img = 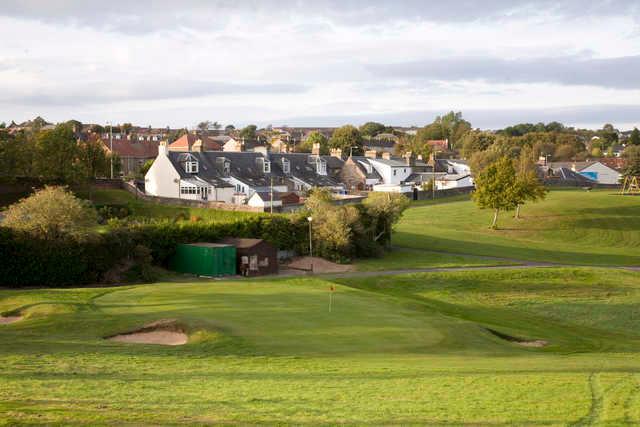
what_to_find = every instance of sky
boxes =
[1,0,639,130]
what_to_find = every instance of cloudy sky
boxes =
[1,0,639,129]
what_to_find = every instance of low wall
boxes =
[122,181,264,212]
[412,186,474,200]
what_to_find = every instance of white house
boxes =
[435,174,474,190]
[247,192,283,209]
[548,161,621,185]
[368,156,413,186]
[144,142,235,203]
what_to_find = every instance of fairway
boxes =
[394,189,640,265]
[2,268,640,425]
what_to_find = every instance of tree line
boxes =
[0,121,117,185]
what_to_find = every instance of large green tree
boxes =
[623,146,640,177]
[472,156,520,229]
[33,123,81,183]
[329,125,363,155]
[239,124,257,140]
[460,131,496,158]
[513,146,547,219]
[629,127,640,146]
[3,186,97,240]
[299,131,329,154]
[359,122,386,138]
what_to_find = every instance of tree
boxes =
[623,146,640,177]
[329,125,363,155]
[33,123,81,183]
[362,192,410,247]
[512,146,547,219]
[472,156,519,229]
[553,144,576,161]
[197,121,211,132]
[212,121,222,131]
[3,186,97,240]
[90,124,105,134]
[591,147,602,157]
[359,122,386,138]
[140,159,154,176]
[239,124,257,140]
[121,123,133,135]
[225,124,236,133]
[395,134,431,160]
[629,127,640,146]
[300,131,329,154]
[460,131,496,158]
[77,135,109,181]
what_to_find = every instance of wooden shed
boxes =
[219,238,279,276]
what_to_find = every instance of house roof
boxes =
[540,165,597,184]
[350,157,383,180]
[169,134,222,151]
[269,153,343,187]
[103,138,159,158]
[369,157,409,167]
[166,152,233,187]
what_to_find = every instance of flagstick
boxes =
[329,292,332,313]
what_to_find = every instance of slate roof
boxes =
[166,152,233,187]
[269,153,343,187]
[369,157,409,167]
[350,157,383,180]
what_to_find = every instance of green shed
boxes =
[169,243,237,277]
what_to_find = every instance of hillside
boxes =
[1,268,640,424]
[394,189,640,265]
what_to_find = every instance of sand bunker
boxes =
[0,316,22,325]
[286,256,354,273]
[486,328,548,348]
[107,319,188,346]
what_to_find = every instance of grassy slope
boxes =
[394,189,640,265]
[2,269,640,424]
[355,248,514,271]
[76,188,265,222]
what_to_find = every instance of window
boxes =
[393,169,397,176]
[223,161,230,175]
[185,161,198,173]
[282,158,290,174]
[404,168,407,173]
[263,160,271,173]
[316,159,327,175]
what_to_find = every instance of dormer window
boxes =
[316,158,327,175]
[282,158,290,174]
[185,160,198,173]
[263,160,271,173]
[223,161,231,175]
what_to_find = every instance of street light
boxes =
[307,216,313,273]
[107,121,113,179]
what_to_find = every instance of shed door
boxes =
[249,255,258,271]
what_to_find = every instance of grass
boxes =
[355,247,515,271]
[75,188,266,222]
[2,268,640,424]
[394,188,640,265]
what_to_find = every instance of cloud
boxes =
[1,0,638,33]
[0,80,308,106]
[369,55,640,89]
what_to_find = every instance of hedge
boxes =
[0,216,307,288]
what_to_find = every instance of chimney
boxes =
[158,140,169,156]
[365,150,378,159]
[330,148,342,158]
[312,142,320,155]
[382,152,392,160]
[192,139,203,152]
[403,151,414,166]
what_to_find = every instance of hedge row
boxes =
[0,216,306,288]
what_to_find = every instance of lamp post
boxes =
[107,121,113,179]
[307,216,313,273]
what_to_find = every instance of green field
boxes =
[2,268,640,425]
[394,189,640,266]
[2,188,640,424]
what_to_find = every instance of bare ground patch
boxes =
[0,316,22,325]
[285,256,354,274]
[106,319,188,346]
[485,327,548,348]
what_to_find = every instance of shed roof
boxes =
[219,237,273,249]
